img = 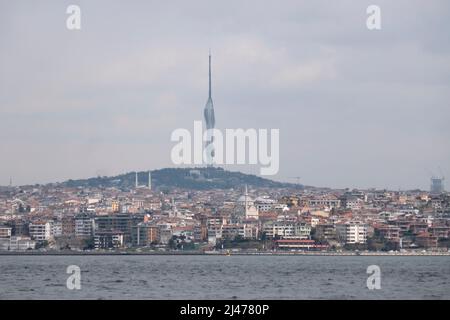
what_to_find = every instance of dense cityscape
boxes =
[1,170,448,255]
[2,0,450,308]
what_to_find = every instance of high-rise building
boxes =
[430,176,445,194]
[95,214,143,244]
[204,52,215,167]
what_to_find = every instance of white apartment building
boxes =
[10,236,36,250]
[263,222,311,239]
[208,224,222,239]
[0,236,36,251]
[29,222,52,241]
[206,217,226,239]
[336,221,367,244]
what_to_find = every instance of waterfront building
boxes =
[6,219,29,237]
[193,223,208,242]
[51,220,63,238]
[0,226,12,238]
[0,236,35,251]
[314,223,337,241]
[263,222,311,239]
[75,213,95,238]
[61,215,75,236]
[94,230,124,249]
[428,226,450,239]
[275,239,329,251]
[336,221,367,244]
[132,222,160,246]
[29,221,52,241]
[374,225,400,242]
[415,232,438,248]
[95,214,143,244]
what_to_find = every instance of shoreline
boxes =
[1,251,449,256]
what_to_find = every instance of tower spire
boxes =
[204,51,215,167]
[208,51,212,99]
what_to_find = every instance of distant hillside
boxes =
[62,167,301,190]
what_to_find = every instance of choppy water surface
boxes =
[0,255,449,299]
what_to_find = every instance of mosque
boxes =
[236,185,259,219]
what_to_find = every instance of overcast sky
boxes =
[1,0,449,190]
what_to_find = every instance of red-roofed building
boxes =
[415,232,438,248]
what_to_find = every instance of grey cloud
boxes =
[0,0,449,189]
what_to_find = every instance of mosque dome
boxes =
[237,195,254,205]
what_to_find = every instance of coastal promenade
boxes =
[1,250,449,256]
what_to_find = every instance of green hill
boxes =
[62,167,301,190]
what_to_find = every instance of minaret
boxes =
[204,51,215,167]
[244,184,248,216]
[172,197,177,217]
[148,171,152,190]
[135,172,138,188]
